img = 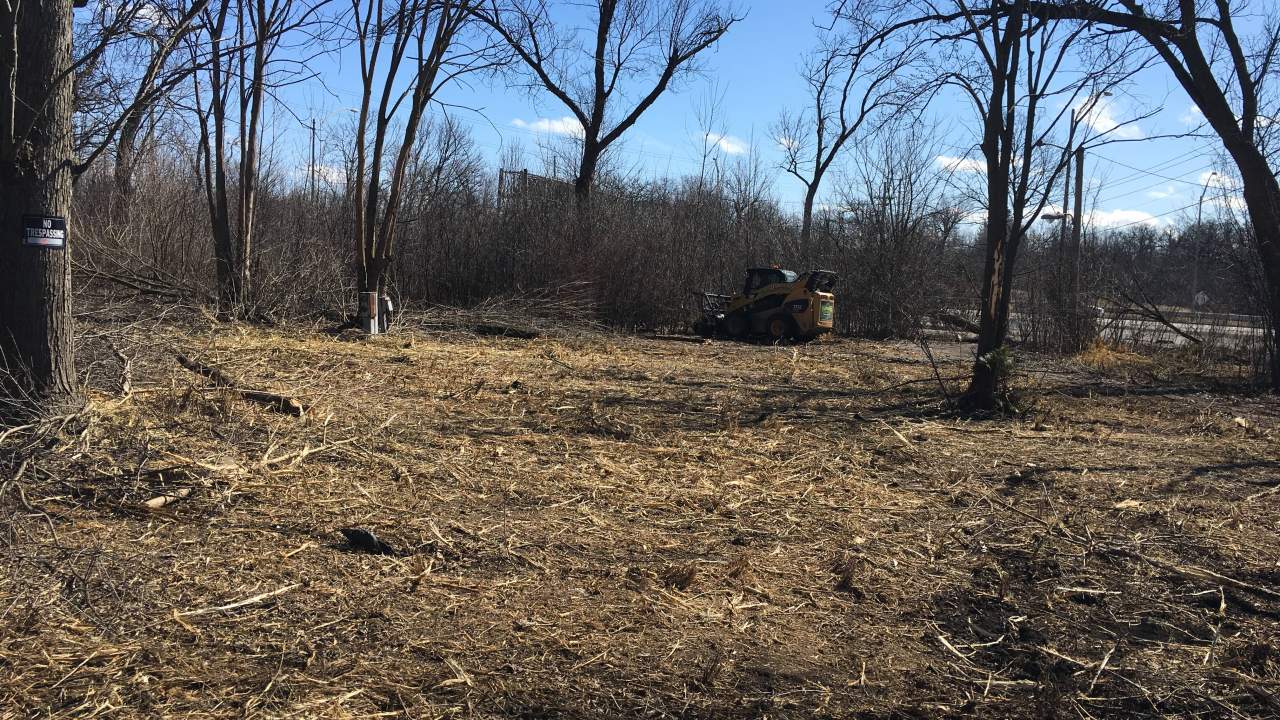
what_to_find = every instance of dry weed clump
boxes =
[1,319,1278,718]
[1074,339,1155,372]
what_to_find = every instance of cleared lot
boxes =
[2,320,1278,718]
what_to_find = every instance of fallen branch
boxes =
[647,334,711,344]
[109,342,133,397]
[175,353,305,417]
[1113,278,1202,345]
[142,487,193,510]
[930,310,980,334]
[1244,483,1280,503]
[175,583,299,618]
[471,323,540,339]
[258,437,359,471]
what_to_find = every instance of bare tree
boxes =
[690,81,727,192]
[841,0,1143,408]
[471,0,740,204]
[1018,0,1280,389]
[724,142,777,260]
[74,0,211,221]
[192,0,325,317]
[349,0,494,331]
[832,120,962,337]
[774,15,929,247]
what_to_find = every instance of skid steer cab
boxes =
[697,267,837,342]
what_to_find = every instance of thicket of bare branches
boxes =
[39,0,1273,405]
[69,105,1268,378]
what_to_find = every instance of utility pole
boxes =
[1058,124,1073,314]
[304,108,355,206]
[308,118,317,204]
[1191,171,1218,312]
[1070,142,1084,340]
[1066,92,1109,348]
[0,0,82,417]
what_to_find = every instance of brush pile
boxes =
[407,283,605,339]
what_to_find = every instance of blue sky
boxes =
[286,1,1242,230]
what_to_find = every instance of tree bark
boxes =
[800,181,820,247]
[199,0,239,317]
[237,0,269,310]
[574,140,599,206]
[1228,147,1280,387]
[1067,143,1086,349]
[111,112,143,224]
[0,0,82,416]
[967,208,1012,408]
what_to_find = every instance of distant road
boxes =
[1090,314,1263,348]
[936,310,1266,349]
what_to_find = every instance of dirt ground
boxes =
[2,313,1279,719]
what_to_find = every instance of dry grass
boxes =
[2,314,1278,718]
[1074,339,1156,373]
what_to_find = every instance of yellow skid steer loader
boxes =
[697,267,836,341]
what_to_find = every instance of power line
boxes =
[1090,146,1211,186]
[1090,154,1218,188]
[1108,190,1238,229]
[1096,161,1218,205]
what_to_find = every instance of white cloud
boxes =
[135,3,170,27]
[1180,104,1204,127]
[1087,208,1166,228]
[936,154,986,174]
[293,163,344,187]
[705,132,747,155]
[777,135,799,151]
[1146,185,1179,200]
[307,163,344,184]
[1209,194,1247,212]
[511,116,584,138]
[1075,96,1143,140]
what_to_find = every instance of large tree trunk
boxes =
[963,6,1021,411]
[0,0,81,417]
[575,139,599,205]
[800,181,819,247]
[237,0,269,313]
[212,218,238,312]
[967,216,1011,409]
[1230,147,1280,388]
[200,0,240,319]
[112,112,143,225]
